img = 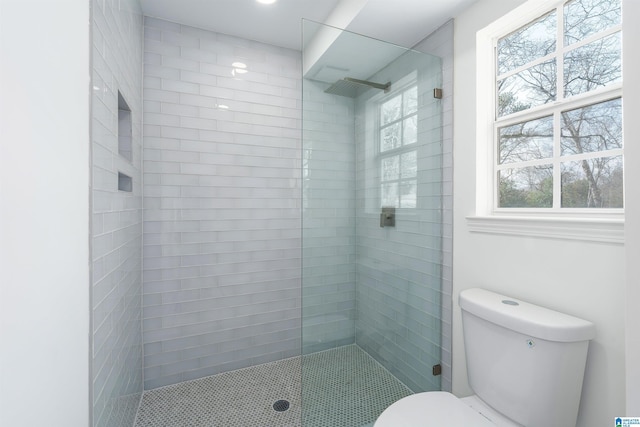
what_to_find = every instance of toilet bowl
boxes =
[375,392,499,426]
[374,288,595,427]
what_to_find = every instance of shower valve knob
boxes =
[380,207,396,228]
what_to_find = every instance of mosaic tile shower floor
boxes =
[134,345,412,427]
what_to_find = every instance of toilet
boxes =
[375,288,596,427]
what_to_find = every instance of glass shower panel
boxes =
[302,20,443,427]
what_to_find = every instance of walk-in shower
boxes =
[91,4,446,423]
[301,20,444,426]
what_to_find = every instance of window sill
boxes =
[466,215,624,244]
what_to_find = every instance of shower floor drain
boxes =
[273,400,290,412]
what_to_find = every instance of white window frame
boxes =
[469,0,625,243]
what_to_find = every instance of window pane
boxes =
[381,122,401,152]
[498,115,553,164]
[564,0,621,46]
[381,95,401,125]
[381,155,399,181]
[561,98,622,156]
[403,115,417,145]
[497,10,556,75]
[499,165,553,208]
[382,182,398,208]
[401,151,417,179]
[399,180,417,208]
[564,32,621,98]
[497,60,556,117]
[561,155,623,207]
[403,86,418,115]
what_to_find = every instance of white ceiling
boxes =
[139,0,476,51]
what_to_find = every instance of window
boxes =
[379,85,418,208]
[472,0,624,242]
[496,0,622,210]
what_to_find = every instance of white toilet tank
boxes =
[459,288,596,427]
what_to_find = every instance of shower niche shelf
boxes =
[118,91,132,162]
[118,172,132,192]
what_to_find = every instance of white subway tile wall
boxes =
[301,80,357,354]
[142,17,302,389]
[91,0,144,426]
[354,48,444,392]
[413,20,454,393]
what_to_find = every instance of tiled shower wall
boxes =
[90,0,144,426]
[301,81,356,354]
[354,50,443,393]
[413,20,454,393]
[300,24,453,388]
[142,17,302,389]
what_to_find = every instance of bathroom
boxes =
[0,0,638,426]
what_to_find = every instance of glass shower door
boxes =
[301,20,443,427]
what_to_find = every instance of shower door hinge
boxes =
[432,364,442,376]
[433,88,443,99]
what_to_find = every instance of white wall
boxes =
[452,1,627,426]
[624,0,640,415]
[0,1,90,426]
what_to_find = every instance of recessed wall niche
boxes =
[118,172,132,192]
[118,91,132,162]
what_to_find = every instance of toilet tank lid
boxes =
[459,288,596,342]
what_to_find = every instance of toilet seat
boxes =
[375,391,495,426]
